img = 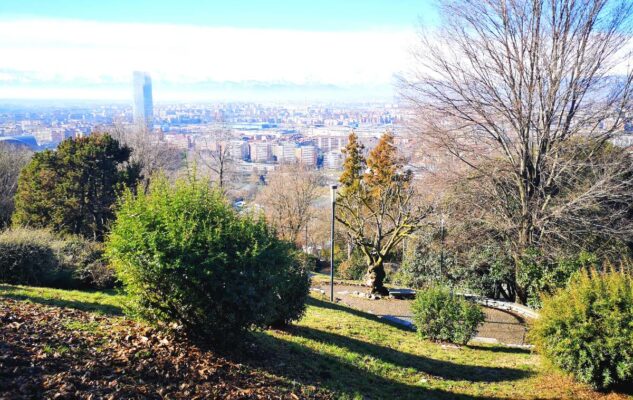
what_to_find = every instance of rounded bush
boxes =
[105,176,309,342]
[0,228,111,289]
[531,269,633,390]
[0,228,59,286]
[411,285,485,345]
[59,237,114,289]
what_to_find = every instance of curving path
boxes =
[311,283,532,347]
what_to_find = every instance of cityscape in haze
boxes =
[0,0,426,178]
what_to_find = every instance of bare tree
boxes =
[256,164,325,244]
[193,126,236,191]
[105,124,182,189]
[0,143,32,228]
[401,0,633,303]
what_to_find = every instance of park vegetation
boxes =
[411,285,485,345]
[0,143,32,228]
[12,134,139,241]
[256,164,324,246]
[531,269,633,390]
[401,0,633,304]
[105,175,309,342]
[1,0,633,395]
[0,228,113,289]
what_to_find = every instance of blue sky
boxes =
[0,0,437,30]
[0,1,438,102]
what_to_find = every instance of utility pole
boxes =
[439,215,445,282]
[330,184,337,302]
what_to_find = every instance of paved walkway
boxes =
[311,283,531,347]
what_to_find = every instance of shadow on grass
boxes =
[466,344,532,355]
[245,331,509,400]
[307,296,415,331]
[286,325,532,384]
[0,286,123,316]
[228,298,534,399]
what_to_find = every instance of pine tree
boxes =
[13,134,139,241]
[339,131,365,190]
[365,131,409,191]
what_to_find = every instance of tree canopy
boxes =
[13,134,139,241]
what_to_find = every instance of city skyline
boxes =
[0,1,437,102]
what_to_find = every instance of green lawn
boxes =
[1,284,627,399]
[0,284,125,315]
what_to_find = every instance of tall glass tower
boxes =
[132,71,153,130]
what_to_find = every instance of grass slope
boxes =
[1,284,630,399]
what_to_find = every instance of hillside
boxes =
[1,284,630,399]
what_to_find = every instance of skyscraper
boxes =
[132,71,153,129]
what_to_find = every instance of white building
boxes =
[250,142,272,162]
[132,71,154,130]
[296,145,317,167]
[323,151,343,170]
[228,140,250,160]
[316,136,348,152]
[273,142,298,163]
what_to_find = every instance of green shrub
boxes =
[394,248,453,289]
[0,228,112,289]
[531,269,633,390]
[461,245,514,299]
[0,228,60,286]
[106,176,309,342]
[267,252,311,327]
[297,252,319,272]
[12,134,139,241]
[59,237,114,289]
[337,251,366,280]
[411,285,485,345]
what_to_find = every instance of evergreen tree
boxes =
[365,131,408,190]
[339,131,365,189]
[13,134,139,241]
[337,132,428,295]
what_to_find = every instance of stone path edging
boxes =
[311,286,540,320]
[460,294,540,320]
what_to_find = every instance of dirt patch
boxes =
[312,283,530,346]
[0,298,325,400]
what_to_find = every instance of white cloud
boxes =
[0,18,416,97]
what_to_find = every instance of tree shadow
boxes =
[0,289,123,316]
[608,381,633,396]
[243,330,511,400]
[285,325,532,384]
[466,344,532,355]
[306,296,414,331]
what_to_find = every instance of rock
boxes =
[351,291,381,300]
[388,288,416,299]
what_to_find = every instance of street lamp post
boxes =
[330,184,337,302]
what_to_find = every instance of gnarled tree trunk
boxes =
[365,260,389,296]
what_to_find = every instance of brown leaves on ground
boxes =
[0,298,325,400]
[534,369,632,400]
